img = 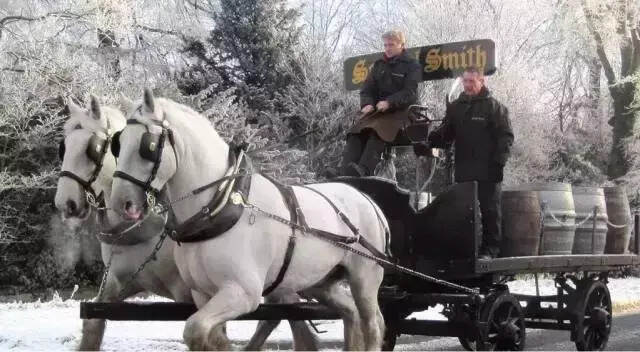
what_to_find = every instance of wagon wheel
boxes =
[452,293,525,351]
[447,304,475,351]
[476,292,526,351]
[571,280,612,351]
[458,336,475,351]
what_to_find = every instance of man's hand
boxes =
[376,100,390,112]
[361,105,374,114]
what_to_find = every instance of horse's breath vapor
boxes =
[47,213,101,271]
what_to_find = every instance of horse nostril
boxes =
[125,200,133,212]
[66,200,77,214]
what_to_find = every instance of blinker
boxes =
[111,131,122,157]
[58,140,66,161]
[58,134,108,165]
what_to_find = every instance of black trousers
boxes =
[478,181,502,255]
[341,131,385,176]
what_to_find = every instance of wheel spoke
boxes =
[586,327,596,347]
[574,282,611,351]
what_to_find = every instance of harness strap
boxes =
[113,170,162,195]
[263,236,296,295]
[301,186,359,235]
[302,186,388,260]
[59,170,97,197]
[145,130,167,191]
[261,174,298,296]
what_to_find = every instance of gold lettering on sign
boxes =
[442,52,459,70]
[425,48,441,73]
[352,59,369,84]
[424,45,488,73]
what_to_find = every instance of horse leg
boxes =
[184,285,260,351]
[289,320,319,351]
[244,317,280,350]
[77,274,142,350]
[303,279,364,351]
[244,293,319,351]
[347,263,385,351]
[282,293,319,351]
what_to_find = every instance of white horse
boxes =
[109,89,388,350]
[54,96,318,351]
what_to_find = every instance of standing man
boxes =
[426,67,514,259]
[340,29,422,176]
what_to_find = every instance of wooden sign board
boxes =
[343,39,496,91]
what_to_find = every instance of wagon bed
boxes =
[477,253,640,274]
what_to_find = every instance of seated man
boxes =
[340,29,422,177]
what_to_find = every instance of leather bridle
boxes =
[112,117,178,203]
[59,124,112,199]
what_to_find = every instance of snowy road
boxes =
[2,277,640,351]
[389,312,640,351]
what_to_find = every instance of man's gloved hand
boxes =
[376,100,390,112]
[361,105,375,114]
[412,141,431,156]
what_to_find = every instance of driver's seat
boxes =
[374,105,435,180]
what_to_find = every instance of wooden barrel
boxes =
[506,183,576,255]
[603,186,632,254]
[571,187,608,254]
[500,191,541,257]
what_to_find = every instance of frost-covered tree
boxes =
[581,0,640,180]
[180,0,302,114]
[0,0,209,289]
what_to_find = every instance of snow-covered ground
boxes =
[2,277,640,351]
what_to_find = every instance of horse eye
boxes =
[74,124,82,130]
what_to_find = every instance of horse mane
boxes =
[151,97,225,144]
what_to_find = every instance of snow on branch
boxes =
[582,0,617,86]
[0,10,93,40]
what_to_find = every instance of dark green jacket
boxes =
[360,50,421,111]
[428,87,513,182]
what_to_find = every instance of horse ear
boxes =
[143,88,155,113]
[117,93,135,115]
[67,98,83,116]
[89,95,102,120]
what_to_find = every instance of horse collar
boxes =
[166,149,253,243]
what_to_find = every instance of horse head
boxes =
[110,88,230,224]
[55,95,125,227]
